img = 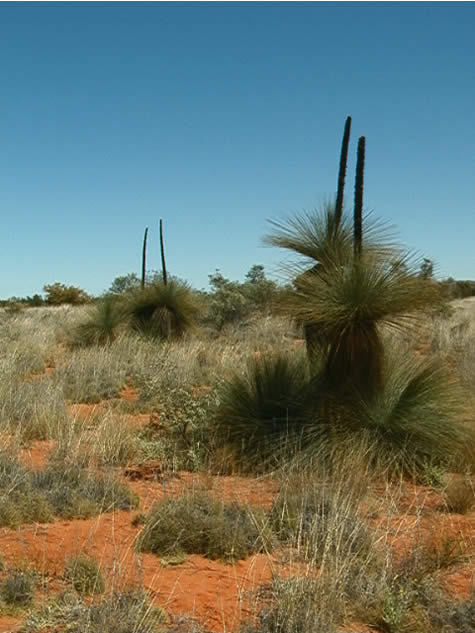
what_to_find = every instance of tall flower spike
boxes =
[354,136,365,257]
[335,116,352,232]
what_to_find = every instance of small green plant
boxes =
[64,555,105,595]
[0,570,35,606]
[137,491,270,562]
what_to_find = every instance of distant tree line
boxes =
[1,264,473,311]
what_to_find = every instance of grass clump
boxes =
[55,346,127,403]
[69,297,125,347]
[21,590,165,633]
[137,490,270,562]
[64,555,105,595]
[127,280,200,340]
[269,475,372,564]
[0,451,137,528]
[33,461,139,519]
[0,570,35,606]
[214,352,311,471]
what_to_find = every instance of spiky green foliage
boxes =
[127,280,200,340]
[214,352,312,470]
[70,297,125,347]
[301,344,471,477]
[287,250,439,396]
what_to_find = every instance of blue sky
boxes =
[1,2,474,298]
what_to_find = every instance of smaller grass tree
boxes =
[127,279,200,340]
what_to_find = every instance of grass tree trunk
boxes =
[160,219,168,286]
[335,116,352,232]
[353,136,365,258]
[141,227,148,290]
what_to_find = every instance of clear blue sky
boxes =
[1,2,474,298]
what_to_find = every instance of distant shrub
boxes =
[43,282,91,305]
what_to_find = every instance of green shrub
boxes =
[137,491,270,562]
[0,570,35,606]
[43,282,91,306]
[136,386,217,471]
[64,555,105,595]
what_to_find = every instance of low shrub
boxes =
[0,570,35,606]
[137,491,270,562]
[21,590,165,633]
[64,555,105,595]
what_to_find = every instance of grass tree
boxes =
[215,117,471,476]
[127,279,200,340]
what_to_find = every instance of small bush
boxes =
[64,555,105,595]
[137,491,270,562]
[136,387,217,471]
[0,570,35,606]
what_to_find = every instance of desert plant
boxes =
[21,590,165,633]
[214,352,312,470]
[0,570,35,606]
[137,490,270,562]
[127,280,200,340]
[64,555,105,595]
[69,296,125,346]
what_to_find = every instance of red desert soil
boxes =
[0,473,280,633]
